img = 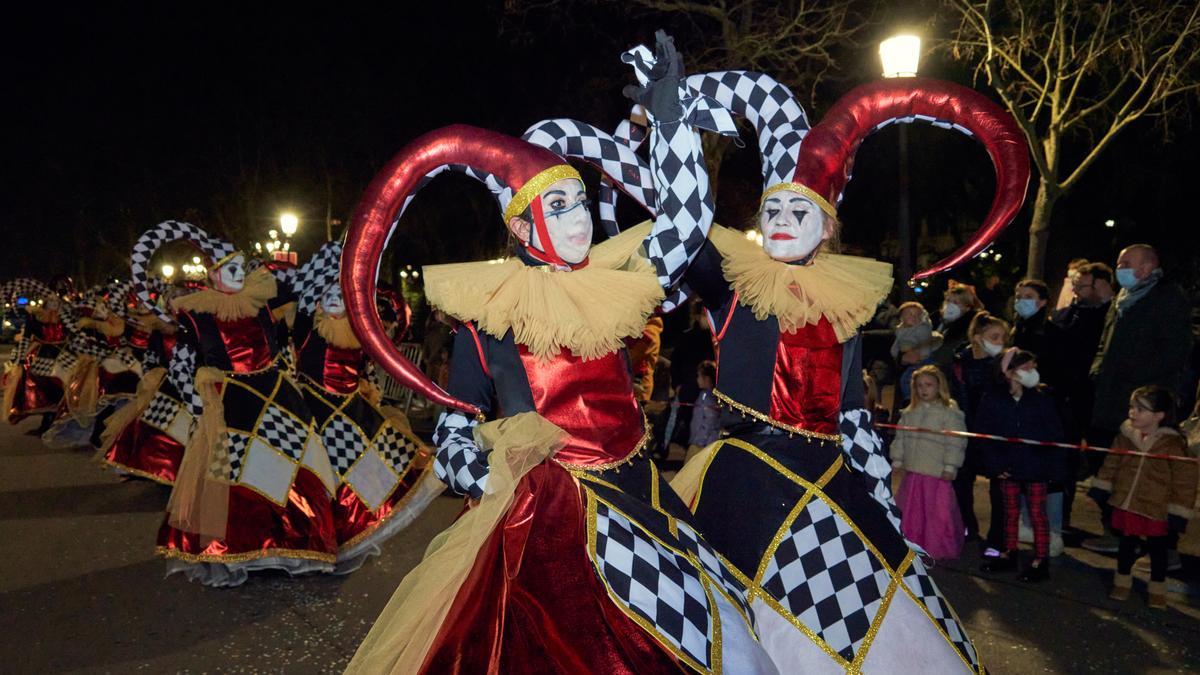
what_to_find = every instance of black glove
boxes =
[1086,486,1110,506]
[622,30,684,122]
[1169,514,1189,534]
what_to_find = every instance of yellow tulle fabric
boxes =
[98,367,167,454]
[64,356,100,418]
[708,225,894,343]
[77,314,126,338]
[422,222,664,361]
[315,309,362,349]
[166,366,230,541]
[668,442,718,506]
[345,412,569,674]
[2,363,22,420]
[170,267,276,320]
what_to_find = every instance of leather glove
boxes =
[622,30,684,123]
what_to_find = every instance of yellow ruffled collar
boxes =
[708,224,893,342]
[314,308,361,349]
[423,222,664,361]
[171,267,276,320]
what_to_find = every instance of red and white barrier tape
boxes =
[877,423,1199,463]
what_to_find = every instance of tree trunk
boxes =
[1025,181,1058,281]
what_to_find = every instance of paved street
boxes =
[2,410,1199,673]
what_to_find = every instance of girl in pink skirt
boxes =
[892,365,969,560]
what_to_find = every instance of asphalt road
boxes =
[1,411,1199,673]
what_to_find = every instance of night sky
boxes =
[7,2,1198,294]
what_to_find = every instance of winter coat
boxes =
[1090,279,1192,432]
[930,310,980,380]
[1012,307,1064,387]
[975,385,1066,482]
[891,401,968,479]
[951,345,998,425]
[1094,422,1198,522]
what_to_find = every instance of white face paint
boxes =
[530,178,592,265]
[320,285,345,317]
[210,254,246,294]
[758,190,828,262]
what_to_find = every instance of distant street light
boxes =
[161,263,175,280]
[280,212,299,237]
[880,33,921,297]
[191,256,201,265]
[1104,219,1115,228]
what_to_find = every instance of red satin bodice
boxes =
[518,347,646,467]
[129,328,151,351]
[215,316,274,372]
[39,321,66,344]
[322,345,362,395]
[769,318,843,434]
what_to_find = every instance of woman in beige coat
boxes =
[893,365,969,560]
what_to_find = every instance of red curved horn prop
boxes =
[344,125,568,416]
[793,77,1031,282]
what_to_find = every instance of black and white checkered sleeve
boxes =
[432,411,489,500]
[839,408,905,539]
[167,342,203,418]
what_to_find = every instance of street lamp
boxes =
[280,212,299,237]
[880,33,922,296]
[161,263,175,280]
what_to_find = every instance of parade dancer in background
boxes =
[650,68,1030,672]
[128,220,340,587]
[290,244,441,574]
[3,278,75,432]
[341,33,778,674]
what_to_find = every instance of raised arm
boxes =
[432,324,495,500]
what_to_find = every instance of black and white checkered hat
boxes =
[130,220,236,323]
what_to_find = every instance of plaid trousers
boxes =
[999,479,1049,558]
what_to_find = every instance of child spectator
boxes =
[978,349,1065,582]
[1092,386,1197,609]
[686,361,720,460]
[891,302,943,402]
[952,312,1010,545]
[892,366,968,560]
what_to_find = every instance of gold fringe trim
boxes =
[315,309,361,349]
[155,545,336,565]
[712,388,842,441]
[170,267,276,320]
[708,224,893,342]
[423,222,664,361]
[553,418,652,472]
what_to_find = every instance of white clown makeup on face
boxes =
[508,178,593,266]
[210,254,247,294]
[758,190,830,262]
[320,285,345,317]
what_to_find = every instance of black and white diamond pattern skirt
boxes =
[300,380,439,574]
[686,432,982,673]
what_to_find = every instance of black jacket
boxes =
[975,385,1066,482]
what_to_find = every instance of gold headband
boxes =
[211,250,242,270]
[759,182,837,220]
[502,165,585,223]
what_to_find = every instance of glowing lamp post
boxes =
[275,212,300,264]
[880,34,921,296]
[160,263,175,281]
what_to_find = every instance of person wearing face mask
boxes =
[1085,244,1192,553]
[1011,279,1062,371]
[951,312,1010,545]
[121,220,342,587]
[342,34,780,674]
[976,349,1066,581]
[644,69,1027,671]
[291,257,441,575]
[930,282,985,380]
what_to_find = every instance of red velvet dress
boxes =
[293,311,438,573]
[419,326,772,674]
[6,314,67,423]
[155,306,338,585]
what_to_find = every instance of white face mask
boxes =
[320,285,345,317]
[982,340,1004,357]
[532,178,592,265]
[759,190,828,262]
[941,302,964,322]
[212,254,247,293]
[1015,368,1040,388]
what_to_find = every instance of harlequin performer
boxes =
[646,69,1030,672]
[341,35,781,674]
[42,283,144,449]
[127,220,341,586]
[97,278,195,485]
[289,244,441,574]
[3,278,75,430]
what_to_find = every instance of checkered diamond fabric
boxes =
[167,344,203,418]
[675,520,754,622]
[209,430,251,481]
[903,556,979,668]
[131,220,235,323]
[258,404,309,461]
[27,353,58,377]
[593,499,714,670]
[522,119,657,215]
[839,408,905,539]
[596,105,649,237]
[376,424,420,476]
[322,413,366,476]
[1,278,54,306]
[142,392,178,430]
[292,240,343,313]
[432,411,489,501]
[761,498,894,662]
